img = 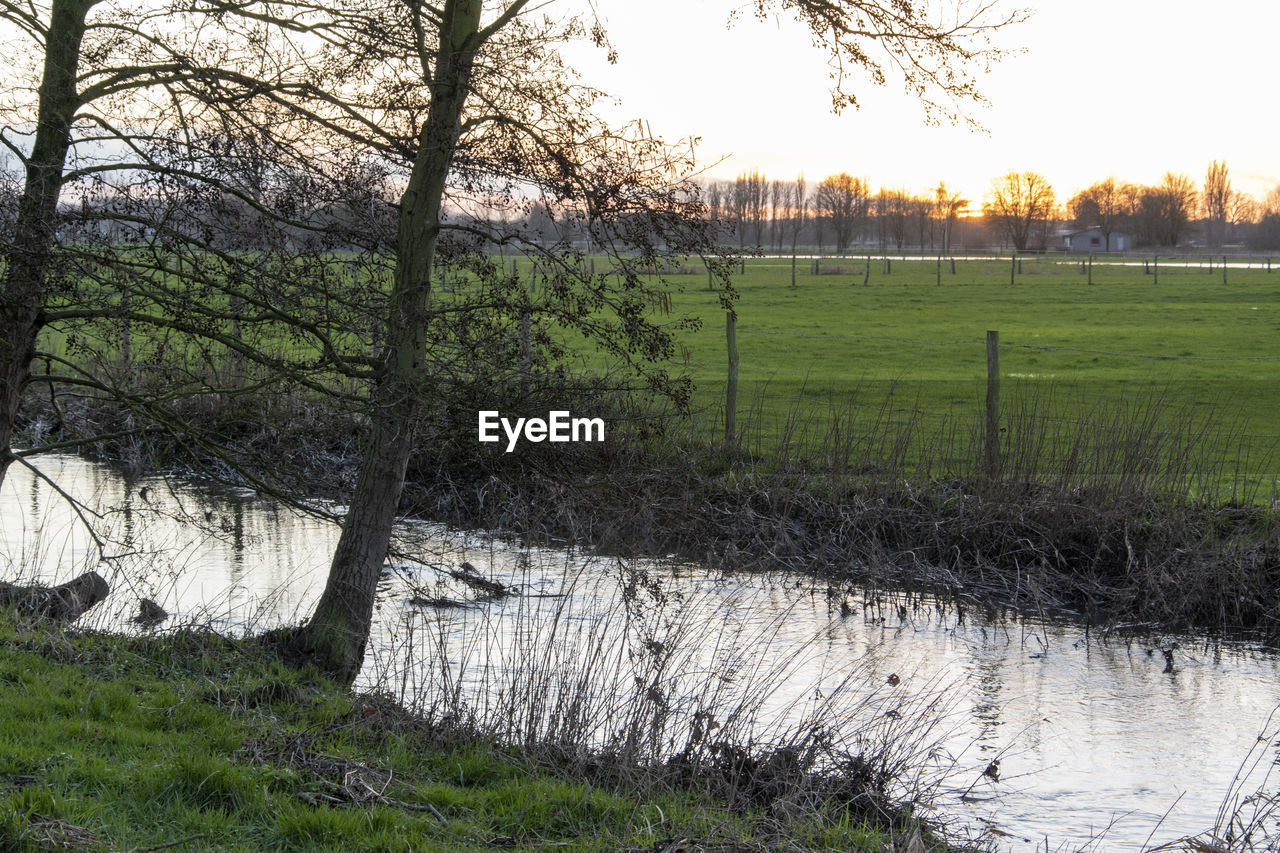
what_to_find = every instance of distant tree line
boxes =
[37,157,1278,259]
[698,172,971,255]
[695,161,1280,254]
[1066,163,1280,252]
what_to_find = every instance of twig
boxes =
[125,833,207,853]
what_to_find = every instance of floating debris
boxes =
[447,565,513,600]
[408,596,470,610]
[132,598,168,627]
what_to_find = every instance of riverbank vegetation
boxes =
[0,612,950,852]
[414,392,1280,637]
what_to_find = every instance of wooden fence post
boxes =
[1088,254,1093,285]
[519,306,531,396]
[1009,253,1015,285]
[1154,255,1159,285]
[725,311,739,449]
[985,330,1000,478]
[936,256,941,285]
[1223,255,1227,285]
[228,295,245,390]
[791,254,797,288]
[864,256,870,286]
[120,285,132,370]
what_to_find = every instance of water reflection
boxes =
[2,454,1279,850]
[0,455,331,627]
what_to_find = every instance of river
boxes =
[3,454,1278,850]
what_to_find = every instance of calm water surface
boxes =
[3,455,1278,850]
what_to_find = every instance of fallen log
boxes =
[0,571,109,621]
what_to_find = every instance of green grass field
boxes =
[641,254,1280,496]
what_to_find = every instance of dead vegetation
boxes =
[406,389,1280,639]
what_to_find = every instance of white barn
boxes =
[1063,228,1132,253]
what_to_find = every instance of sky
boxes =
[568,0,1280,206]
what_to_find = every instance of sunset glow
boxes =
[575,0,1280,202]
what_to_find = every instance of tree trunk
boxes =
[0,571,109,621]
[0,0,90,490]
[290,0,484,685]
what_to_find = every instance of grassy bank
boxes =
[0,615,942,852]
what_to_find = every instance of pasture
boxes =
[645,253,1280,498]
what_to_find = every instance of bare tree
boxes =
[984,170,1055,251]
[1265,185,1280,218]
[788,174,808,253]
[748,0,1028,124]
[910,193,934,250]
[1250,184,1280,250]
[0,0,312,490]
[703,179,727,240]
[741,168,769,248]
[1198,162,1259,248]
[874,186,910,251]
[728,174,750,248]
[293,0,1026,681]
[934,182,968,253]
[769,178,786,251]
[1230,191,1258,236]
[1137,172,1198,248]
[1203,160,1231,250]
[815,173,870,253]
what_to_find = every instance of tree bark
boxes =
[290,0,484,685]
[0,571,109,621]
[0,0,91,489]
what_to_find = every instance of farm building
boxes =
[1062,228,1132,253]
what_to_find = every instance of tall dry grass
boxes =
[363,548,967,829]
